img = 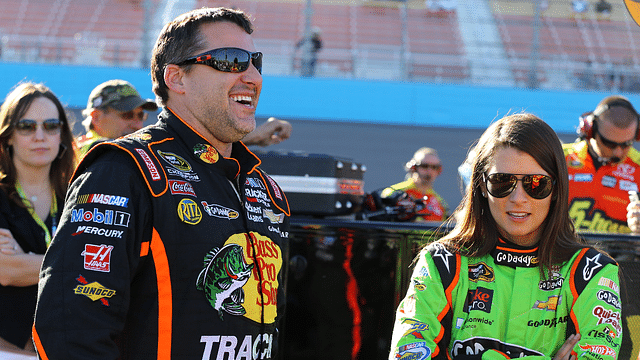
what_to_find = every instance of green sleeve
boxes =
[389,249,452,359]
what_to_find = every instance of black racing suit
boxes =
[33,109,290,359]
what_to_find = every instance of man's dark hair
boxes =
[151,7,254,105]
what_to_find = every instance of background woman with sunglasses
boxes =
[389,114,622,359]
[0,82,75,355]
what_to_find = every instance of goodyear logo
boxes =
[158,150,192,172]
[533,295,561,311]
[74,275,115,306]
[178,198,202,225]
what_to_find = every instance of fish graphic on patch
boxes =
[196,243,254,320]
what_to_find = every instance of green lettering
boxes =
[569,201,591,230]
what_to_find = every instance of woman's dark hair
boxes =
[0,82,76,206]
[440,113,585,275]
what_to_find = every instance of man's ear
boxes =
[164,64,186,94]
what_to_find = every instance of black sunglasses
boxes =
[177,47,263,74]
[484,173,554,199]
[596,127,634,150]
[15,119,62,135]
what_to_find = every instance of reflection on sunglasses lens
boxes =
[16,119,62,134]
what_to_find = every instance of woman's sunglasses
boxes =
[484,173,554,199]
[177,47,263,74]
[15,118,62,135]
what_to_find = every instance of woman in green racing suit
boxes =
[390,113,622,360]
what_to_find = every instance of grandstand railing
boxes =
[2,0,640,93]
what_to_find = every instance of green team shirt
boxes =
[390,240,622,359]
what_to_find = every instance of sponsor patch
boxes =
[468,262,495,282]
[200,334,273,360]
[579,344,616,357]
[74,275,115,306]
[193,143,219,164]
[601,175,616,188]
[574,173,593,182]
[396,342,431,360]
[82,244,113,272]
[71,208,130,227]
[412,279,426,291]
[494,250,538,267]
[597,290,621,309]
[539,271,564,291]
[401,319,428,339]
[245,178,265,189]
[265,175,282,201]
[598,277,620,293]
[177,198,202,225]
[592,305,622,333]
[263,209,285,224]
[583,253,602,281]
[619,179,638,192]
[465,287,493,313]
[201,201,239,220]
[532,295,561,311]
[135,148,160,181]
[72,226,123,238]
[169,180,197,197]
[77,194,129,207]
[158,150,192,172]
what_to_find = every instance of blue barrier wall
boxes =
[2,62,639,134]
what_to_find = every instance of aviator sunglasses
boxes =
[177,47,263,74]
[484,173,555,199]
[15,118,62,135]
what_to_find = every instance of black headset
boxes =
[577,97,640,141]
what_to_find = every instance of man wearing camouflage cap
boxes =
[75,79,158,155]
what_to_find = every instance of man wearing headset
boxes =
[381,147,449,222]
[564,95,640,234]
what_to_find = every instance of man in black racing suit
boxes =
[33,7,290,359]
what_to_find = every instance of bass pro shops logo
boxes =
[196,232,282,324]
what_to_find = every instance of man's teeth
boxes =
[231,95,252,104]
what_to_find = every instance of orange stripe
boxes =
[140,241,150,257]
[150,228,172,359]
[495,245,538,254]
[32,324,50,360]
[433,253,461,358]
[493,350,511,359]
[256,172,291,216]
[569,248,589,335]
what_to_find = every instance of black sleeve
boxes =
[33,150,152,360]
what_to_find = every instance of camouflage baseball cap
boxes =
[86,79,158,112]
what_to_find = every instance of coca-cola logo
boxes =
[169,180,196,197]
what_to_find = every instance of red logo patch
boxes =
[169,180,197,197]
[82,244,114,273]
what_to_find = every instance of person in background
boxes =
[75,79,158,155]
[33,7,290,359]
[0,82,75,355]
[76,80,291,156]
[295,27,322,77]
[564,95,640,234]
[381,147,449,222]
[390,113,622,359]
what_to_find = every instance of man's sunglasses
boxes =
[15,119,62,135]
[177,47,263,74]
[484,173,554,199]
[596,127,634,150]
